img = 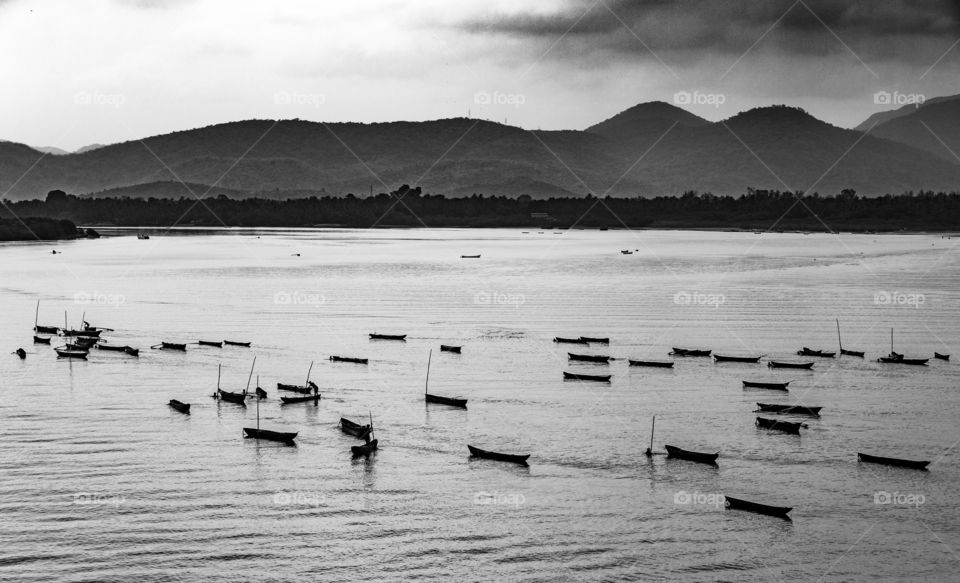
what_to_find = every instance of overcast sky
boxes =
[1,0,958,150]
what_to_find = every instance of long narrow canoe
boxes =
[199,340,223,347]
[724,496,792,518]
[55,348,88,359]
[756,403,822,416]
[63,329,101,338]
[160,342,187,351]
[217,390,247,405]
[628,359,674,368]
[440,345,462,353]
[934,352,950,361]
[840,348,865,357]
[97,343,128,352]
[72,336,99,347]
[767,361,814,369]
[742,380,790,390]
[858,452,930,470]
[280,394,321,404]
[797,347,835,358]
[568,353,611,363]
[124,347,140,357]
[877,355,929,365]
[330,355,369,364]
[243,428,297,443]
[34,325,59,334]
[554,337,588,344]
[340,417,372,438]
[425,393,468,408]
[756,416,803,434]
[665,445,719,465]
[714,354,762,363]
[168,400,191,414]
[33,335,51,344]
[224,340,251,347]
[351,439,378,456]
[468,445,529,465]
[460,254,481,259]
[369,333,406,341]
[579,336,609,344]
[277,382,316,394]
[563,371,611,382]
[670,348,711,357]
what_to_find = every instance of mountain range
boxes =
[2,97,960,201]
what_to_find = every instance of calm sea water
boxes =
[1,228,958,582]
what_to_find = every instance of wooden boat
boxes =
[664,444,719,464]
[160,342,187,351]
[468,445,529,465]
[554,336,588,345]
[329,355,368,364]
[670,348,711,357]
[33,335,51,344]
[199,340,223,347]
[797,347,835,358]
[124,347,140,357]
[579,337,610,344]
[440,345,462,353]
[568,353,610,363]
[168,399,190,414]
[742,380,790,390]
[563,371,611,382]
[217,389,247,405]
[277,383,316,394]
[878,354,929,365]
[724,495,792,518]
[934,352,950,361]
[223,340,251,347]
[351,439,378,456]
[836,320,864,357]
[423,350,467,408]
[756,416,803,434]
[460,254,481,259]
[280,393,321,404]
[369,333,406,341]
[756,403,822,416]
[339,417,372,438]
[72,336,99,348]
[628,359,674,368]
[97,343,128,352]
[858,452,930,470]
[63,328,101,338]
[620,250,633,255]
[714,354,762,363]
[768,361,814,369]
[254,386,267,399]
[243,428,297,443]
[64,342,91,352]
[34,325,59,334]
[55,347,87,359]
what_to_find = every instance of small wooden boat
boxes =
[714,354,762,363]
[423,350,467,408]
[460,254,481,259]
[97,343,128,352]
[568,353,610,363]
[199,340,223,347]
[339,417,372,438]
[329,355,369,364]
[369,333,406,341]
[440,345,462,353]
[756,416,804,434]
[628,359,674,368]
[724,495,792,518]
[168,400,190,414]
[934,352,950,361]
[468,445,529,465]
[858,452,929,470]
[243,427,297,443]
[160,342,187,351]
[554,336,588,345]
[877,353,928,365]
[351,439,378,456]
[15,348,26,359]
[277,383,316,394]
[223,340,251,347]
[768,361,814,369]
[756,403,822,416]
[742,380,790,390]
[563,371,611,382]
[797,347,835,358]
[63,328,101,338]
[124,347,140,357]
[620,250,633,255]
[64,342,91,352]
[254,386,267,399]
[579,337,610,344]
[72,336,99,348]
[840,349,865,357]
[217,389,247,405]
[34,325,59,334]
[55,347,87,359]
[665,444,719,465]
[280,393,321,404]
[33,335,51,344]
[670,348,711,357]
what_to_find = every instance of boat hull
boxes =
[934,352,950,361]
[767,361,814,369]
[277,383,314,394]
[55,349,87,359]
[671,348,711,357]
[351,439,378,456]
[468,445,529,465]
[243,428,297,443]
[714,355,762,363]
[340,418,372,438]
[665,445,719,464]
[369,334,406,341]
[628,360,674,368]
[33,335,51,344]
[563,372,611,382]
[568,353,610,363]
[724,496,792,518]
[280,394,321,404]
[579,337,609,344]
[742,381,790,391]
[439,345,462,353]
[330,356,368,364]
[797,348,835,358]
[425,393,467,408]
[756,417,802,434]
[168,400,190,414]
[217,390,247,405]
[858,453,929,470]
[756,403,822,416]
[554,337,588,345]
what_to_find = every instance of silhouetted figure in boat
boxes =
[15,348,26,359]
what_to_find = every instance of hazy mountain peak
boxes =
[586,101,709,139]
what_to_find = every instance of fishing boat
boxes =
[159,342,187,351]
[199,340,223,347]
[568,353,610,363]
[278,362,318,394]
[756,403,822,416]
[460,254,481,259]
[563,371,611,382]
[554,336,588,345]
[767,361,814,369]
[63,328,101,338]
[836,319,865,357]
[440,345,462,353]
[244,427,298,443]
[579,337,610,344]
[217,389,247,405]
[423,350,468,408]
[797,347,835,358]
[329,355,369,364]
[339,417,372,438]
[628,359,674,368]
[224,340,251,347]
[33,335,51,344]
[55,347,88,359]
[34,326,59,334]
[369,333,406,341]
[168,400,190,414]
[714,354,762,363]
[670,348,711,357]
[468,445,530,465]
[351,439,378,456]
[724,496,792,518]
[756,416,804,434]
[96,343,134,354]
[280,393,321,404]
[620,250,633,255]
[935,352,950,361]
[878,355,929,365]
[857,452,930,470]
[124,347,140,357]
[742,380,790,390]
[72,336,99,348]
[665,445,719,465]
[15,348,26,359]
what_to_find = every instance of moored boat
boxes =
[756,416,804,434]
[277,382,316,394]
[857,452,929,470]
[63,328,101,338]
[224,340,251,347]
[563,371,611,382]
[440,345,462,353]
[33,335,51,344]
[55,347,88,359]
[877,353,929,365]
[714,354,762,363]
[579,336,609,344]
[243,427,297,443]
[756,403,822,416]
[554,336,588,345]
[797,347,835,358]
[742,380,790,390]
[369,333,406,341]
[217,389,247,405]
[280,393,321,404]
[628,359,674,368]
[423,350,467,408]
[670,348,711,357]
[34,325,59,334]
[168,399,191,414]
[351,439,378,456]
[767,361,814,369]
[460,254,481,259]
[568,353,610,363]
[329,355,369,364]
[160,342,187,351]
[468,445,529,465]
[934,352,950,361]
[664,444,719,465]
[96,343,128,352]
[840,349,865,357]
[724,495,792,518]
[339,417,372,438]
[124,347,139,357]
[199,340,223,347]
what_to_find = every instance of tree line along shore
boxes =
[2,187,960,239]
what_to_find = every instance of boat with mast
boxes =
[424,350,467,407]
[244,362,298,444]
[836,319,864,357]
[877,329,928,365]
